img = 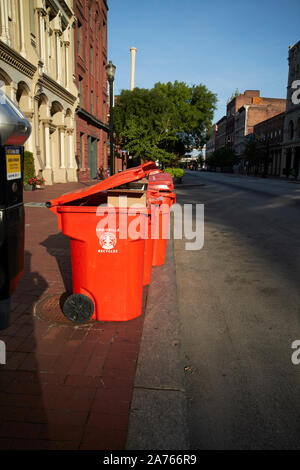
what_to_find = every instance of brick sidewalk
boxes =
[0,182,145,450]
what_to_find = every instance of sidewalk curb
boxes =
[126,238,190,450]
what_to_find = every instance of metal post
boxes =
[105,61,116,176]
[108,78,114,176]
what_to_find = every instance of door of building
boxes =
[87,136,98,179]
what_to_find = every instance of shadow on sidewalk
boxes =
[0,250,52,449]
[40,233,72,293]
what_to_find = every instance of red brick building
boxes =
[226,90,286,151]
[215,116,227,150]
[234,100,286,157]
[74,0,109,181]
[253,112,285,176]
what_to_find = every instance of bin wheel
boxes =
[63,294,94,323]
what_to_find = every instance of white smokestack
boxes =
[130,47,137,91]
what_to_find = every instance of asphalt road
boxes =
[174,170,300,450]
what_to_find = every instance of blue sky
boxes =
[107,0,300,123]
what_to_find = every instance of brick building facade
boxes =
[226,90,260,149]
[205,124,217,159]
[234,100,286,158]
[253,112,285,176]
[226,90,286,153]
[74,0,109,181]
[282,40,300,178]
[215,116,227,150]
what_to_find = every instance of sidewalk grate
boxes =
[34,293,97,327]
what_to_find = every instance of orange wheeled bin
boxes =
[47,162,157,323]
[147,172,176,266]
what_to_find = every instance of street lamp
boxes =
[105,60,116,176]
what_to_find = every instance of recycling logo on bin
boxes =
[98,231,118,253]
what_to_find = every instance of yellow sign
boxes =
[6,151,21,181]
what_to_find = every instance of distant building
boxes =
[282,40,300,178]
[226,90,260,149]
[234,99,286,158]
[226,90,286,154]
[206,124,217,159]
[253,112,285,176]
[74,0,109,181]
[215,116,226,150]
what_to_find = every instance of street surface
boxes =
[174,170,300,449]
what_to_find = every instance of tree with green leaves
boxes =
[113,81,217,166]
[206,147,237,171]
[242,138,269,175]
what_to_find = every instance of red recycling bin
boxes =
[148,174,176,266]
[148,171,174,190]
[47,162,157,323]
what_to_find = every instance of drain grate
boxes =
[34,293,96,327]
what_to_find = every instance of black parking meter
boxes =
[0,90,31,329]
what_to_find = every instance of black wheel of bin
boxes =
[63,294,94,323]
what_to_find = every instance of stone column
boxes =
[59,125,66,168]
[280,147,286,177]
[56,33,62,84]
[10,83,18,103]
[44,121,51,169]
[66,128,77,181]
[41,119,53,184]
[63,28,70,89]
[38,10,46,69]
[68,130,73,169]
[24,112,34,153]
[277,150,282,176]
[0,0,9,44]
[18,0,26,57]
[291,146,295,170]
[53,125,67,182]
[33,96,40,150]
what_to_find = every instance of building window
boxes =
[89,5,93,27]
[102,21,106,46]
[103,62,106,86]
[77,20,82,56]
[79,76,83,107]
[91,90,94,114]
[80,133,84,168]
[90,46,93,75]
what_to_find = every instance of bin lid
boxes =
[148,172,174,190]
[47,161,157,209]
[148,169,162,176]
[149,172,173,183]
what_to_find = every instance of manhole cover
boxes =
[34,293,97,327]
